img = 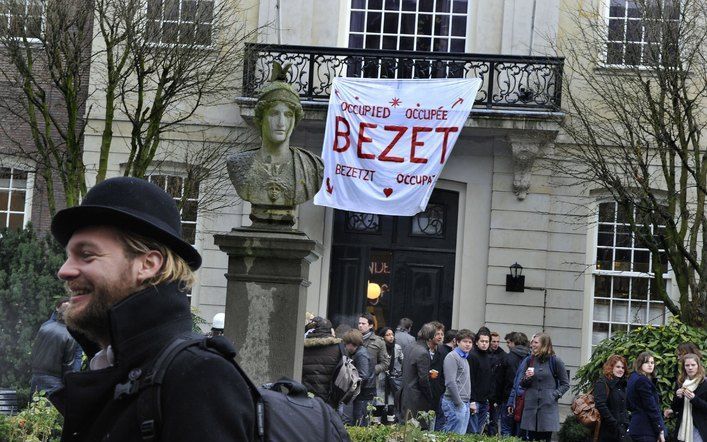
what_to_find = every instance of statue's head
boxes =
[254,62,304,141]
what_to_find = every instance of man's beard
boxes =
[64,279,136,344]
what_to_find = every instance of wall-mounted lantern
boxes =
[506,262,525,292]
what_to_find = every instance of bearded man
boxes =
[49,177,254,441]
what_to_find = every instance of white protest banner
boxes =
[313,77,481,216]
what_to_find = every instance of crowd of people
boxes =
[593,344,705,442]
[300,313,706,442]
[300,314,572,440]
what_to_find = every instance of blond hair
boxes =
[678,354,705,385]
[533,332,556,360]
[120,231,196,290]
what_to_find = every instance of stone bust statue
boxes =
[227,63,323,227]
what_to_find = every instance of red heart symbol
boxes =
[383,188,393,197]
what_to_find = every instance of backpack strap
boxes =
[114,335,266,442]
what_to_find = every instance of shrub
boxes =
[574,317,707,410]
[558,415,590,442]
[346,424,524,442]
[0,392,62,442]
[0,226,66,389]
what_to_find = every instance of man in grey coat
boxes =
[395,318,415,354]
[398,322,437,429]
[354,313,390,425]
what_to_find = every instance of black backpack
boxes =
[113,335,350,442]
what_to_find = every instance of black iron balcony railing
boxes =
[242,43,564,112]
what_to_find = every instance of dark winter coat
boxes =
[469,347,494,404]
[31,320,79,378]
[302,334,342,406]
[670,378,707,441]
[594,375,629,442]
[399,339,435,420]
[351,344,371,391]
[518,354,570,432]
[627,372,665,440]
[502,345,531,403]
[51,283,255,442]
[430,344,446,401]
[488,346,507,403]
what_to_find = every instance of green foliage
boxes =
[574,317,707,410]
[0,392,62,442]
[558,415,591,442]
[0,226,66,389]
[191,307,208,333]
[347,424,523,442]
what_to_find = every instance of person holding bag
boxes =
[665,354,706,442]
[627,352,666,442]
[594,355,629,442]
[519,332,570,442]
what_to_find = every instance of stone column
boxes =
[214,228,321,386]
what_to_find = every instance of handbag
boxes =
[513,393,525,423]
[571,382,603,427]
[513,356,534,423]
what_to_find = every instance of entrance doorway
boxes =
[327,189,459,333]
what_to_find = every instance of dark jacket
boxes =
[351,344,371,392]
[627,372,665,440]
[502,345,530,403]
[488,346,507,403]
[469,347,493,403]
[399,339,435,420]
[359,331,390,398]
[594,375,629,442]
[52,283,255,442]
[519,354,570,432]
[670,378,707,441]
[31,320,78,378]
[430,344,446,401]
[302,334,342,406]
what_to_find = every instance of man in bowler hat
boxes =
[49,177,254,441]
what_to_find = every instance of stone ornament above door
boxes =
[507,131,557,200]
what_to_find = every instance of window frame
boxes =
[587,199,671,349]
[144,0,215,49]
[600,0,680,69]
[0,0,45,43]
[346,0,470,53]
[0,164,34,230]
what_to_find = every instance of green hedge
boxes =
[347,425,523,442]
[574,317,707,410]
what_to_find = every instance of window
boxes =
[148,174,200,245]
[0,0,43,38]
[0,167,28,229]
[349,0,468,53]
[605,0,679,66]
[591,201,668,346]
[146,0,213,46]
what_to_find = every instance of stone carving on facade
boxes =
[227,62,324,227]
[507,132,556,200]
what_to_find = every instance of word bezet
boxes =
[333,117,459,164]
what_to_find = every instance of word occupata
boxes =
[333,117,459,164]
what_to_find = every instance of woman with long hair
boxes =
[376,327,403,424]
[666,354,706,442]
[518,332,570,442]
[594,354,629,442]
[627,352,666,442]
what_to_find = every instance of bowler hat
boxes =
[51,177,202,270]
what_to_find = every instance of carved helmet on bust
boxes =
[253,62,304,127]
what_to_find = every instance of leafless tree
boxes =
[0,0,258,215]
[555,0,707,327]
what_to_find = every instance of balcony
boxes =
[241,43,564,115]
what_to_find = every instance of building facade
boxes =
[1,0,677,395]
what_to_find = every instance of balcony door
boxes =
[327,189,458,333]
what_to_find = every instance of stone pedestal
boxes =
[213,227,321,386]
